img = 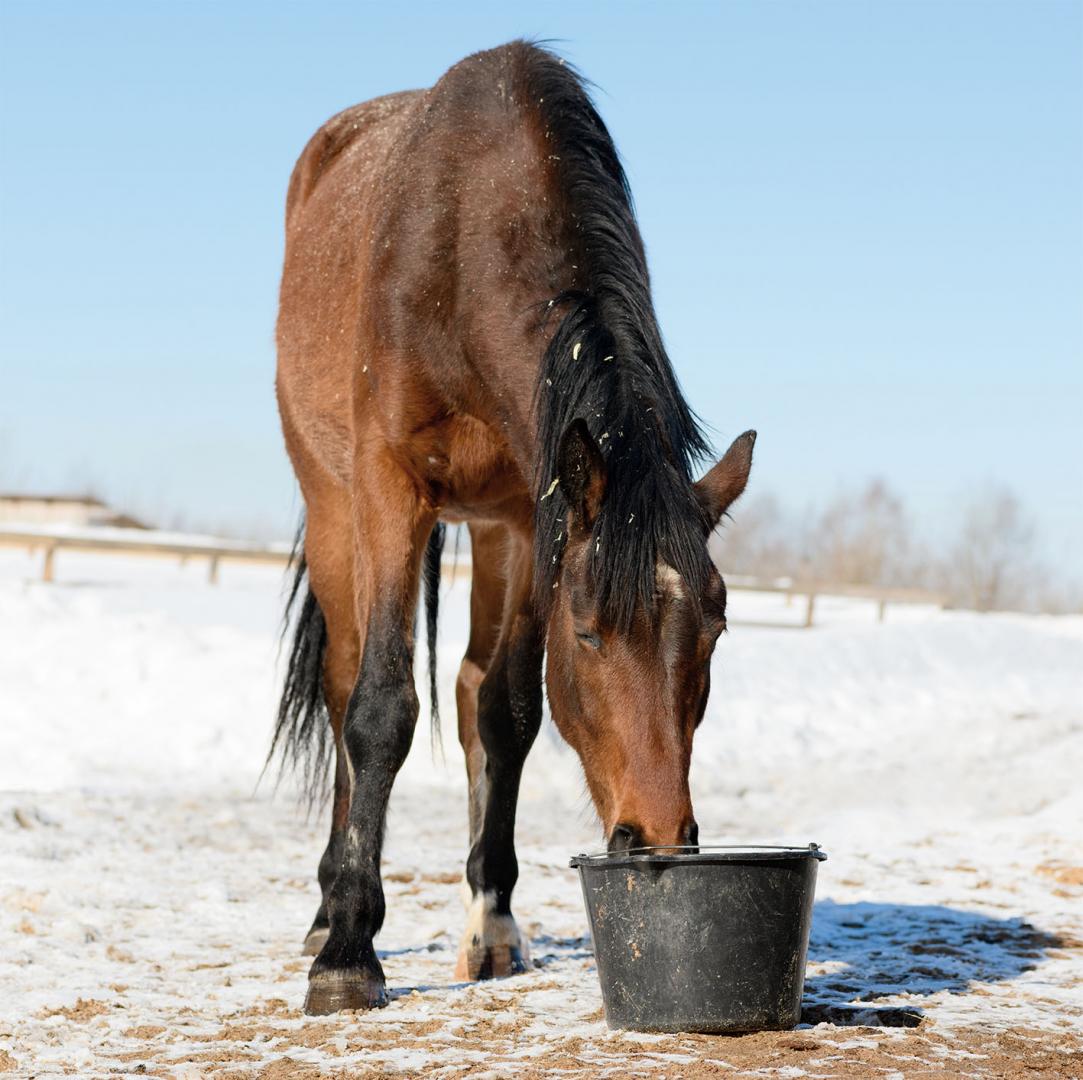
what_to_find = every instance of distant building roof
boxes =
[0,493,149,529]
[0,493,108,506]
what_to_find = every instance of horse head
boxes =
[544,422,756,852]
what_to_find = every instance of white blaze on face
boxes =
[656,563,686,602]
[656,563,687,678]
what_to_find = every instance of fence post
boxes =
[878,597,887,623]
[208,556,220,585]
[43,544,57,583]
[804,591,816,628]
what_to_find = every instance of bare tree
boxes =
[709,493,796,579]
[948,489,1036,611]
[695,477,1063,612]
[712,480,924,587]
[801,479,918,586]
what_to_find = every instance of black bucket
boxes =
[570,844,827,1033]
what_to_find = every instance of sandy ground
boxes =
[1,550,1081,1077]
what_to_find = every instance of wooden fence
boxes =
[723,574,945,627]
[0,526,945,626]
[0,526,292,585]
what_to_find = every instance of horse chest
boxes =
[398,414,532,526]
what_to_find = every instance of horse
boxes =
[272,40,755,1015]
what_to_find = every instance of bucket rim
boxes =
[569,843,827,869]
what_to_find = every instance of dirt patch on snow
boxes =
[38,996,111,1022]
[1037,862,1083,887]
[102,1016,1083,1078]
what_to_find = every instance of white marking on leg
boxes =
[460,891,529,957]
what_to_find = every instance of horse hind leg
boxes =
[454,523,505,908]
[455,528,543,981]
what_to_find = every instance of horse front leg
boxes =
[297,498,360,959]
[456,540,544,981]
[302,747,349,956]
[304,470,434,1015]
[304,605,421,1012]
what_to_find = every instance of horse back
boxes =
[277,90,424,485]
[277,45,571,524]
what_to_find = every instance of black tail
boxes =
[269,518,446,802]
[266,520,330,808]
[422,522,446,750]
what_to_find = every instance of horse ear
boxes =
[557,419,607,533]
[695,429,756,530]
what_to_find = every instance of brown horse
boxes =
[272,41,754,1015]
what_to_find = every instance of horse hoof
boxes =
[304,970,387,1015]
[301,927,329,957]
[454,943,528,981]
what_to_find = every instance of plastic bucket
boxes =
[570,844,827,1033]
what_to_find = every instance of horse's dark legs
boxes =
[456,535,543,980]
[301,748,349,956]
[304,467,433,1015]
[298,493,360,958]
[305,630,417,1012]
[454,525,506,886]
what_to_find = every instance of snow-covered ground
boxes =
[1,545,1081,1077]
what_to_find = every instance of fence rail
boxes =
[722,574,945,626]
[0,525,945,625]
[0,526,292,585]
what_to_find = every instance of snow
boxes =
[1,545,1081,1077]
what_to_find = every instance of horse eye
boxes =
[576,630,602,650]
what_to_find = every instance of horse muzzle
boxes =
[607,819,699,854]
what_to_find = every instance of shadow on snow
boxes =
[801,900,1064,1028]
[381,905,1063,1027]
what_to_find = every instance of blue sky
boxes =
[1,1,1080,567]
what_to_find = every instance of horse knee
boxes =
[476,670,506,750]
[343,680,418,770]
[477,651,542,759]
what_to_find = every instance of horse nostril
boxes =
[683,821,700,851]
[608,823,644,853]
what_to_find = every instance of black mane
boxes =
[519,44,712,628]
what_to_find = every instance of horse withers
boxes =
[272,41,754,1015]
